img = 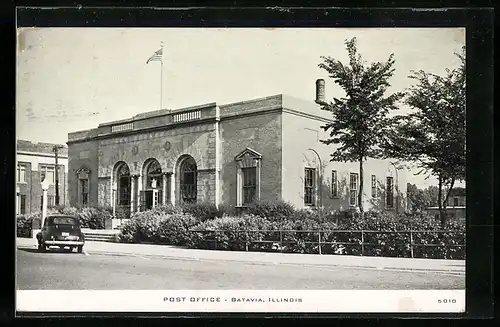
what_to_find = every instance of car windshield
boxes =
[50,217,77,225]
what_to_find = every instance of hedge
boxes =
[117,205,465,260]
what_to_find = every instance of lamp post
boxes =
[16,185,20,215]
[390,162,399,214]
[41,177,51,228]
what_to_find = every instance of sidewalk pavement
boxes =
[16,237,465,274]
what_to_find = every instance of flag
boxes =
[146,47,163,64]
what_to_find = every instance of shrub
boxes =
[157,213,199,246]
[115,206,131,221]
[179,202,226,221]
[151,204,184,216]
[119,210,163,243]
[57,206,111,229]
[244,200,296,222]
[78,207,112,229]
[16,213,42,238]
[119,210,198,245]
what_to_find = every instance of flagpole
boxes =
[160,41,164,110]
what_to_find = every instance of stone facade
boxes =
[16,140,68,215]
[67,94,407,215]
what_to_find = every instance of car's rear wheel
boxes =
[77,246,83,253]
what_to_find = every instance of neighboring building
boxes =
[67,92,407,218]
[16,140,68,215]
[427,187,466,221]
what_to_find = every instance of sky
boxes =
[16,27,465,188]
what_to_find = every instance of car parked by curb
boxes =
[36,215,85,253]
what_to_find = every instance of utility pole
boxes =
[53,145,63,206]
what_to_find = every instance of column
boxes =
[130,176,135,214]
[112,189,116,217]
[136,174,142,212]
[170,172,175,206]
[162,173,167,205]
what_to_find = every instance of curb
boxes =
[16,242,465,276]
[84,249,465,275]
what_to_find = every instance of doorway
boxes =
[144,189,160,211]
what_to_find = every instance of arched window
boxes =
[117,163,131,206]
[179,157,197,203]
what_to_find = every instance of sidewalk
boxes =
[16,237,465,274]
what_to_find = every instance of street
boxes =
[16,247,465,290]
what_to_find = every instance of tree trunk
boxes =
[442,177,455,227]
[437,174,446,228]
[358,157,364,215]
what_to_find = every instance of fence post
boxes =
[361,230,365,256]
[279,230,283,253]
[214,231,217,250]
[410,231,414,258]
[318,231,322,255]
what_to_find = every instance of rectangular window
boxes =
[453,197,459,207]
[40,165,55,184]
[371,175,377,198]
[349,173,358,206]
[331,170,338,197]
[386,177,394,208]
[242,167,257,205]
[20,195,26,214]
[304,168,316,206]
[17,164,26,183]
[80,179,89,206]
[47,195,55,207]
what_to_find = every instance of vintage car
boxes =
[36,215,85,253]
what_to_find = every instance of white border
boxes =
[16,290,465,313]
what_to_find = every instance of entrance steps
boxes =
[82,229,120,243]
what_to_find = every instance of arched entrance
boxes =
[113,161,131,217]
[141,158,164,210]
[178,156,197,204]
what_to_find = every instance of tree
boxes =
[406,183,440,212]
[383,47,465,227]
[318,37,404,214]
[406,183,429,212]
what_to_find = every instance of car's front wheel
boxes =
[38,242,46,252]
[77,245,83,254]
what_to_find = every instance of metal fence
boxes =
[189,229,465,259]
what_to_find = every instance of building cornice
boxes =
[282,107,333,124]
[67,117,218,144]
